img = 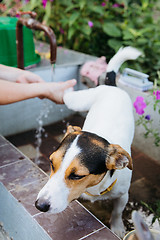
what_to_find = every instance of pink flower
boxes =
[153,90,160,100]
[88,21,94,28]
[60,28,64,34]
[112,3,124,8]
[101,2,106,6]
[112,3,120,8]
[42,0,47,8]
[133,96,147,115]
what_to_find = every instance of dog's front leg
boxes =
[110,192,128,238]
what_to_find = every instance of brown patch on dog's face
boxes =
[90,138,106,149]
[49,151,63,177]
[49,128,82,177]
[65,157,105,202]
[65,158,89,178]
[67,174,105,202]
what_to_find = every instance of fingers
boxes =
[63,79,77,89]
[46,79,77,104]
[16,72,44,83]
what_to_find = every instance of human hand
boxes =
[0,78,76,105]
[16,71,44,83]
[40,79,77,104]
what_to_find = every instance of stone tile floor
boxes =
[7,113,160,233]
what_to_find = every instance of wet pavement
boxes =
[5,113,160,235]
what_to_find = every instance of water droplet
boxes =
[35,99,52,164]
[44,133,48,138]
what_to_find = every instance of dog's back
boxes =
[64,85,134,154]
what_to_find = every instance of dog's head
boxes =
[35,125,132,213]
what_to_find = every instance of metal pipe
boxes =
[16,13,57,69]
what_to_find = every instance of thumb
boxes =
[63,79,77,91]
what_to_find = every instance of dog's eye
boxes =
[50,160,54,171]
[68,173,86,180]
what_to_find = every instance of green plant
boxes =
[133,71,160,146]
[1,0,160,81]
[142,200,160,225]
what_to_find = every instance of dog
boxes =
[35,46,141,238]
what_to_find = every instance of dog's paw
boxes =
[110,219,126,238]
[63,92,77,111]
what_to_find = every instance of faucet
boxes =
[16,11,57,69]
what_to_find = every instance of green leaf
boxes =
[108,39,122,51]
[68,27,75,40]
[79,0,86,10]
[103,22,121,37]
[136,38,148,45]
[43,2,51,23]
[128,28,141,38]
[69,12,80,26]
[89,5,104,15]
[65,4,79,13]
[30,0,39,10]
[81,25,91,36]
[142,0,149,10]
[123,29,134,40]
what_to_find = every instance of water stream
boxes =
[51,63,56,81]
[34,63,69,164]
[34,64,55,164]
[35,99,52,164]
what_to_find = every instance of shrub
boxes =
[1,0,160,80]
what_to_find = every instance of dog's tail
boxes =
[105,46,142,86]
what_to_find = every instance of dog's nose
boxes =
[35,199,50,212]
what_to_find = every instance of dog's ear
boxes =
[63,125,82,138]
[106,144,133,170]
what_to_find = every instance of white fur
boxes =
[106,46,141,73]
[63,85,134,237]
[64,86,134,154]
[37,136,81,213]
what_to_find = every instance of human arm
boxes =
[0,64,44,83]
[0,79,76,105]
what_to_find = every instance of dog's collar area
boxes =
[85,178,117,197]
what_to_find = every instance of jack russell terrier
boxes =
[35,47,141,238]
